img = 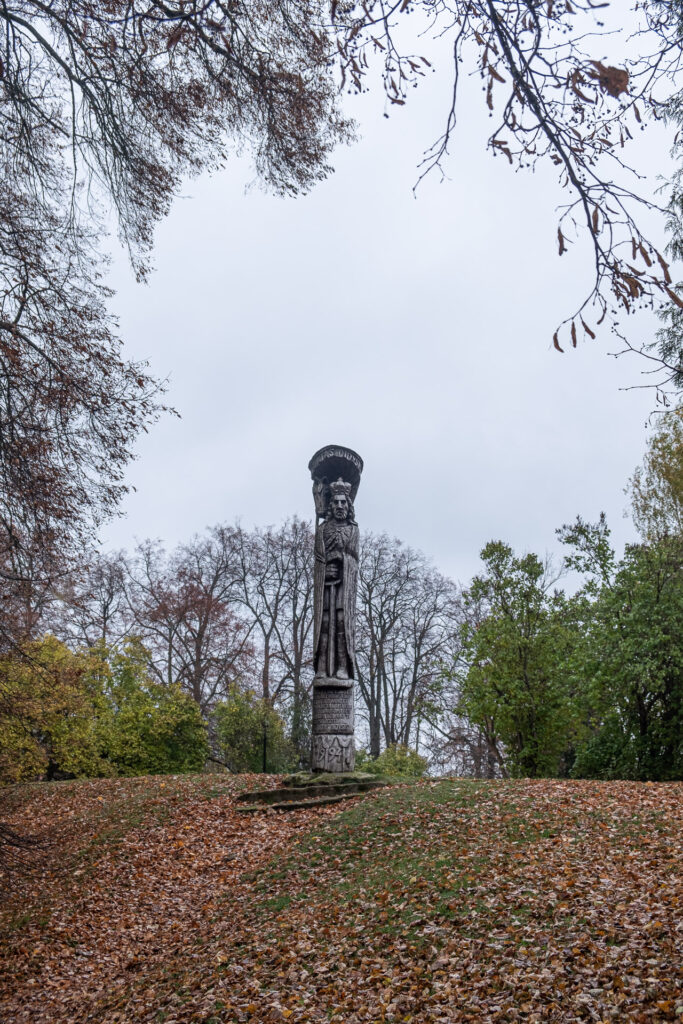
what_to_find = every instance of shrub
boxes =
[357,743,428,779]
[212,687,297,773]
[0,637,209,782]
[95,640,209,776]
[0,636,108,782]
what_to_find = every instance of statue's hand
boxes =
[325,562,340,582]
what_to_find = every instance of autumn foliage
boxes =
[0,775,681,1022]
[0,638,208,784]
[0,1,350,644]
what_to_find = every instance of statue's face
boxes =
[331,494,349,521]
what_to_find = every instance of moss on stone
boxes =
[281,770,381,788]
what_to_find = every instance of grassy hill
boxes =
[1,774,681,1023]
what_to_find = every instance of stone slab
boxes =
[312,685,354,736]
[236,791,361,814]
[312,676,354,690]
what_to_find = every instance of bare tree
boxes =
[425,718,506,779]
[0,536,64,647]
[0,180,162,648]
[127,532,253,712]
[417,578,508,777]
[232,519,315,726]
[53,550,131,649]
[355,533,460,758]
[265,518,316,757]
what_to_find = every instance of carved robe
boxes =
[313,517,359,678]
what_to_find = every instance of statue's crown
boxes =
[330,477,352,498]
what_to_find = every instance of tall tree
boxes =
[127,533,253,712]
[457,540,579,778]
[0,2,351,647]
[0,122,162,646]
[232,518,315,757]
[54,550,131,649]
[426,720,503,779]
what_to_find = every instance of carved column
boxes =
[308,445,363,773]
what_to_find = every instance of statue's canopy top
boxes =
[309,445,363,505]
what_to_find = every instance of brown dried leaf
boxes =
[589,61,629,98]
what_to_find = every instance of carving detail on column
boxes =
[312,734,355,774]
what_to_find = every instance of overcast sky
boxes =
[101,23,673,586]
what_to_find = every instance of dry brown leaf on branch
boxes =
[589,61,629,98]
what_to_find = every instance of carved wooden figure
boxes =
[308,446,363,772]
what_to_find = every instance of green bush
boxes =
[563,530,683,782]
[572,712,683,782]
[212,687,297,773]
[0,636,109,782]
[0,636,209,782]
[95,640,209,776]
[357,743,428,779]
[571,716,632,780]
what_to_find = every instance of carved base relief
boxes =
[312,733,355,773]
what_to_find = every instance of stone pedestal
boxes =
[311,678,355,772]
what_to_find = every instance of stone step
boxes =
[235,779,387,806]
[281,770,382,788]
[236,791,362,814]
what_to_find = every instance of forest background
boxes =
[2,400,681,784]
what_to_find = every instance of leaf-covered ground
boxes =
[1,776,681,1023]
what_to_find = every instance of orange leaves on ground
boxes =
[1,777,682,1023]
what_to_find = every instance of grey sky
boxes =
[101,31,672,585]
